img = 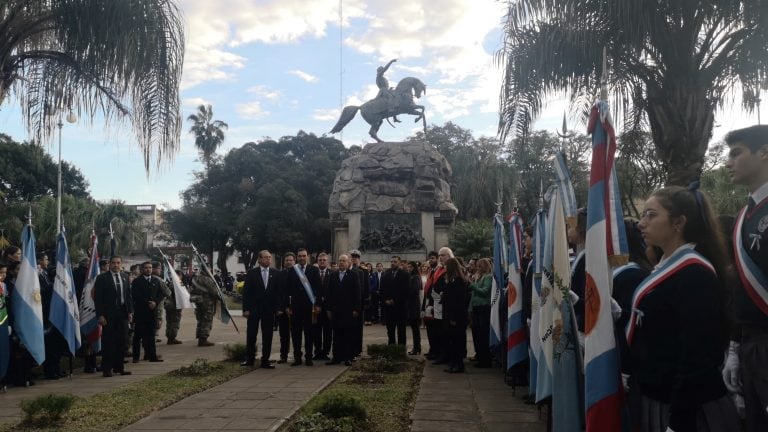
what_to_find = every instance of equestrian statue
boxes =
[330,59,427,142]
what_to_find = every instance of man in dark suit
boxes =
[380,255,410,346]
[241,250,282,368]
[94,256,133,377]
[349,250,369,358]
[312,252,332,361]
[326,254,361,366]
[130,262,165,363]
[284,248,321,366]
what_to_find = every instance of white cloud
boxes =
[313,108,340,121]
[182,97,211,108]
[288,70,319,83]
[247,85,282,100]
[235,101,269,119]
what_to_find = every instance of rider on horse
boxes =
[376,59,401,123]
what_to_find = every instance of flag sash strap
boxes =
[571,250,585,278]
[625,248,715,344]
[612,262,642,279]
[733,206,768,314]
[293,265,316,304]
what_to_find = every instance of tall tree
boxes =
[187,104,229,168]
[497,1,768,186]
[0,0,184,171]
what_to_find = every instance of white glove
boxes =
[664,428,675,432]
[621,373,630,391]
[610,298,622,322]
[722,341,742,393]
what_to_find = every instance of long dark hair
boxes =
[623,219,652,271]
[444,258,466,283]
[651,186,731,346]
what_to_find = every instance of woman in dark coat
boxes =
[405,261,422,355]
[441,258,469,374]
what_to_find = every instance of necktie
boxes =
[114,273,123,305]
[340,271,345,282]
[262,268,269,287]
[320,270,326,282]
[299,264,304,272]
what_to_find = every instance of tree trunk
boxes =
[646,83,715,187]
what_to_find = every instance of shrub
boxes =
[20,393,77,426]
[366,343,407,361]
[290,412,355,432]
[356,357,404,374]
[171,358,223,377]
[223,343,247,362]
[314,391,367,422]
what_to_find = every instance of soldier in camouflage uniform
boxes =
[164,269,184,344]
[190,272,218,346]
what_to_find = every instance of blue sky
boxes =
[0,0,765,209]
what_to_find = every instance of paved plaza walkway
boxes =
[1,308,546,431]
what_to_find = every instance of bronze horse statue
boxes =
[330,76,427,142]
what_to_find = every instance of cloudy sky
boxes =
[0,0,765,209]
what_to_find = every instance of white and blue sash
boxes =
[293,265,316,305]
[734,205,768,315]
[625,247,714,344]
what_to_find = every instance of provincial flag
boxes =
[528,207,547,396]
[79,230,102,352]
[12,224,46,365]
[506,211,527,369]
[490,212,507,350]
[584,99,627,432]
[161,252,192,309]
[50,230,82,355]
[536,190,559,402]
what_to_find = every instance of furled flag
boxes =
[551,187,584,432]
[506,211,527,369]
[489,212,507,350]
[13,224,45,364]
[159,250,192,309]
[584,98,628,432]
[536,189,559,402]
[50,230,82,356]
[528,206,547,397]
[191,246,238,332]
[80,230,101,352]
[554,151,578,225]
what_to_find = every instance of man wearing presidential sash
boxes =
[284,248,321,366]
[723,125,768,432]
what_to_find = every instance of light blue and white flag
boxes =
[12,224,45,365]
[490,212,507,350]
[51,230,82,355]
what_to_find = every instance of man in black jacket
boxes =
[242,250,282,368]
[284,248,321,366]
[94,256,133,377]
[131,262,165,363]
[380,255,409,345]
[312,252,332,360]
[349,250,369,358]
[326,254,360,366]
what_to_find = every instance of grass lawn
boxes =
[281,357,424,432]
[2,359,249,432]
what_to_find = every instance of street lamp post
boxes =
[55,109,78,234]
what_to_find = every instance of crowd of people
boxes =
[0,252,223,385]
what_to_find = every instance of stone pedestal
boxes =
[329,141,457,261]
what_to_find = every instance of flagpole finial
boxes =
[600,47,608,100]
[27,205,32,226]
[538,180,544,209]
[108,223,114,238]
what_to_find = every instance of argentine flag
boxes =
[12,225,45,365]
[51,231,82,355]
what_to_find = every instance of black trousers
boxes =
[290,311,313,360]
[740,331,768,432]
[43,330,65,378]
[353,314,363,356]
[446,320,467,370]
[408,318,421,352]
[426,319,444,357]
[245,312,274,365]
[332,320,352,361]
[312,307,332,357]
[277,312,290,359]
[101,314,129,373]
[132,317,158,360]
[386,319,407,345]
[471,305,491,364]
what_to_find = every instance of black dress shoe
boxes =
[444,367,465,374]
[305,359,314,366]
[277,358,288,364]
[290,360,303,366]
[240,361,254,367]
[260,363,275,369]
[44,375,60,380]
[84,367,96,374]
[474,362,491,368]
[326,360,341,365]
[408,350,421,355]
[103,371,113,377]
[344,360,352,366]
[119,371,132,376]
[148,358,164,362]
[432,359,446,365]
[132,358,140,363]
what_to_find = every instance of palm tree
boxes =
[187,104,228,168]
[497,1,768,185]
[0,0,184,171]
